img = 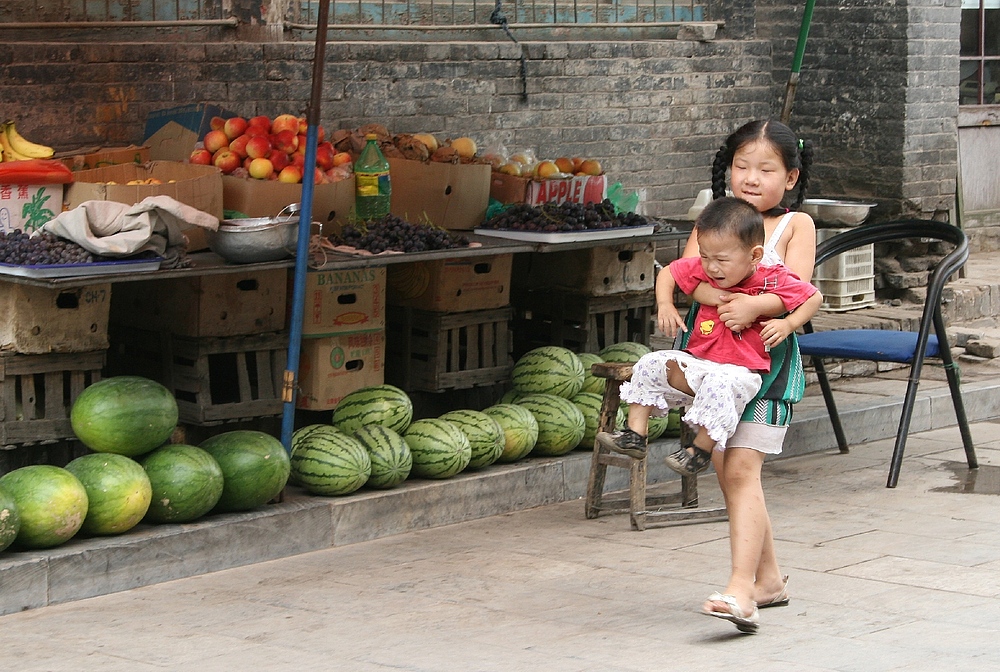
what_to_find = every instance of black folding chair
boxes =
[798,219,978,488]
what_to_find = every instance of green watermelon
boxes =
[331,384,413,434]
[647,409,682,441]
[141,444,224,523]
[291,424,371,496]
[199,431,291,512]
[517,394,587,457]
[496,388,525,404]
[403,418,471,479]
[352,424,412,489]
[0,465,88,549]
[578,353,606,394]
[599,341,651,364]
[65,454,152,535]
[439,409,505,470]
[71,376,178,457]
[571,392,625,450]
[511,346,585,399]
[0,483,21,552]
[483,403,538,463]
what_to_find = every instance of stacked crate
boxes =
[385,255,514,394]
[107,269,289,424]
[510,243,656,357]
[0,281,110,446]
[815,228,876,311]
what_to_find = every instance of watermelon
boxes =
[647,408,682,441]
[0,484,20,552]
[483,404,538,463]
[141,444,224,523]
[439,409,505,470]
[352,424,412,489]
[331,384,413,434]
[599,341,652,364]
[571,392,625,450]
[496,388,525,405]
[511,346,585,399]
[0,465,88,549]
[71,376,178,457]
[199,431,291,512]
[517,394,587,457]
[578,353,606,394]
[291,424,371,496]
[403,418,471,479]
[65,454,152,535]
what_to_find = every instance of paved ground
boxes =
[4,416,999,671]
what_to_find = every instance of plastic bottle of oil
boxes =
[355,134,391,220]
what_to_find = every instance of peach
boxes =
[210,116,227,132]
[316,142,336,170]
[272,130,299,155]
[498,162,522,176]
[555,157,575,174]
[248,157,274,180]
[248,115,271,130]
[246,135,272,160]
[278,165,303,184]
[268,149,290,172]
[203,129,230,154]
[189,148,212,166]
[578,159,603,176]
[535,160,560,179]
[229,134,251,159]
[332,151,353,168]
[223,116,248,140]
[271,114,300,136]
[212,149,241,174]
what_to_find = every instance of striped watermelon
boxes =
[483,404,538,463]
[577,353,606,394]
[439,409,505,470]
[647,409,682,441]
[404,418,472,479]
[141,444,224,524]
[331,384,413,434]
[291,424,371,496]
[599,341,651,364]
[65,453,152,535]
[352,424,412,489]
[571,392,626,450]
[496,388,525,405]
[517,394,587,457]
[511,346,585,399]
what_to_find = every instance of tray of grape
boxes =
[325,215,476,256]
[0,257,163,278]
[0,231,162,278]
[475,200,653,242]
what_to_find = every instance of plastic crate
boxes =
[815,228,875,282]
[817,276,876,312]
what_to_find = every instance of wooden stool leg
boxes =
[629,457,647,531]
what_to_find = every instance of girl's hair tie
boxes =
[798,139,804,150]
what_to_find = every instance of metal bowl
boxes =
[207,216,299,264]
[800,198,877,227]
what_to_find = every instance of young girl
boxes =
[597,198,821,473]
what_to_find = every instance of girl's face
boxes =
[697,230,763,289]
[729,139,800,213]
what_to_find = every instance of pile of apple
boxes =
[189,113,353,184]
[494,154,603,180]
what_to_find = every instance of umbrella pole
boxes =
[281,0,331,451]
[781,0,816,125]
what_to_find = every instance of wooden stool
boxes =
[584,361,728,531]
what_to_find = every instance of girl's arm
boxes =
[680,230,729,306]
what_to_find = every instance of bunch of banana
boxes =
[0,120,55,161]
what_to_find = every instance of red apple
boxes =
[332,151,353,167]
[298,117,308,135]
[268,149,290,172]
[295,134,308,156]
[243,156,254,170]
[213,149,241,174]
[313,167,326,185]
[291,153,306,169]
[203,129,230,154]
[278,165,302,184]
[223,116,248,140]
[210,116,227,132]
[246,135,272,160]
[229,134,251,159]
[248,157,274,180]
[189,148,212,165]
[315,142,336,170]
[248,115,271,130]
[272,130,299,155]
[245,124,269,138]
[316,125,326,143]
[271,113,300,136]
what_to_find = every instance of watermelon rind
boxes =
[353,424,412,489]
[404,418,472,479]
[0,483,21,552]
[577,353,606,395]
[439,409,505,470]
[331,384,413,435]
[65,453,152,536]
[483,404,538,463]
[199,431,291,512]
[517,393,587,457]
[141,444,224,524]
[598,341,651,364]
[0,465,88,549]
[71,376,179,457]
[571,392,625,450]
[511,346,585,399]
[291,425,371,496]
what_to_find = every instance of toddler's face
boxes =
[696,230,761,289]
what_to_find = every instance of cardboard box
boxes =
[386,254,513,312]
[490,172,607,206]
[388,158,491,231]
[0,183,64,234]
[296,330,385,410]
[110,268,287,338]
[0,283,111,354]
[143,103,238,162]
[298,266,385,337]
[59,145,151,172]
[512,243,655,296]
[222,174,356,234]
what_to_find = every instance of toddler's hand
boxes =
[657,304,687,339]
[760,318,794,349]
[717,293,757,332]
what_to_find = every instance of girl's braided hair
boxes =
[711,119,813,214]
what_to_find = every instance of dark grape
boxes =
[0,230,94,265]
[480,199,649,232]
[332,215,470,254]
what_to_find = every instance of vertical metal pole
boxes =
[281,0,331,452]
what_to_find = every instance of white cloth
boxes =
[761,211,794,267]
[620,350,763,450]
[42,195,218,266]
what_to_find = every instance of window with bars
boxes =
[960,0,1000,106]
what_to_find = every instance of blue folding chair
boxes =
[798,219,978,488]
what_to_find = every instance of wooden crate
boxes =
[386,307,513,392]
[0,281,111,354]
[511,288,654,357]
[108,326,287,425]
[0,350,105,445]
[512,243,655,296]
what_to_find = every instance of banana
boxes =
[4,120,54,159]
[0,127,32,162]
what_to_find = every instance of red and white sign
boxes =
[526,175,607,206]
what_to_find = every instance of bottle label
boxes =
[357,170,390,197]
